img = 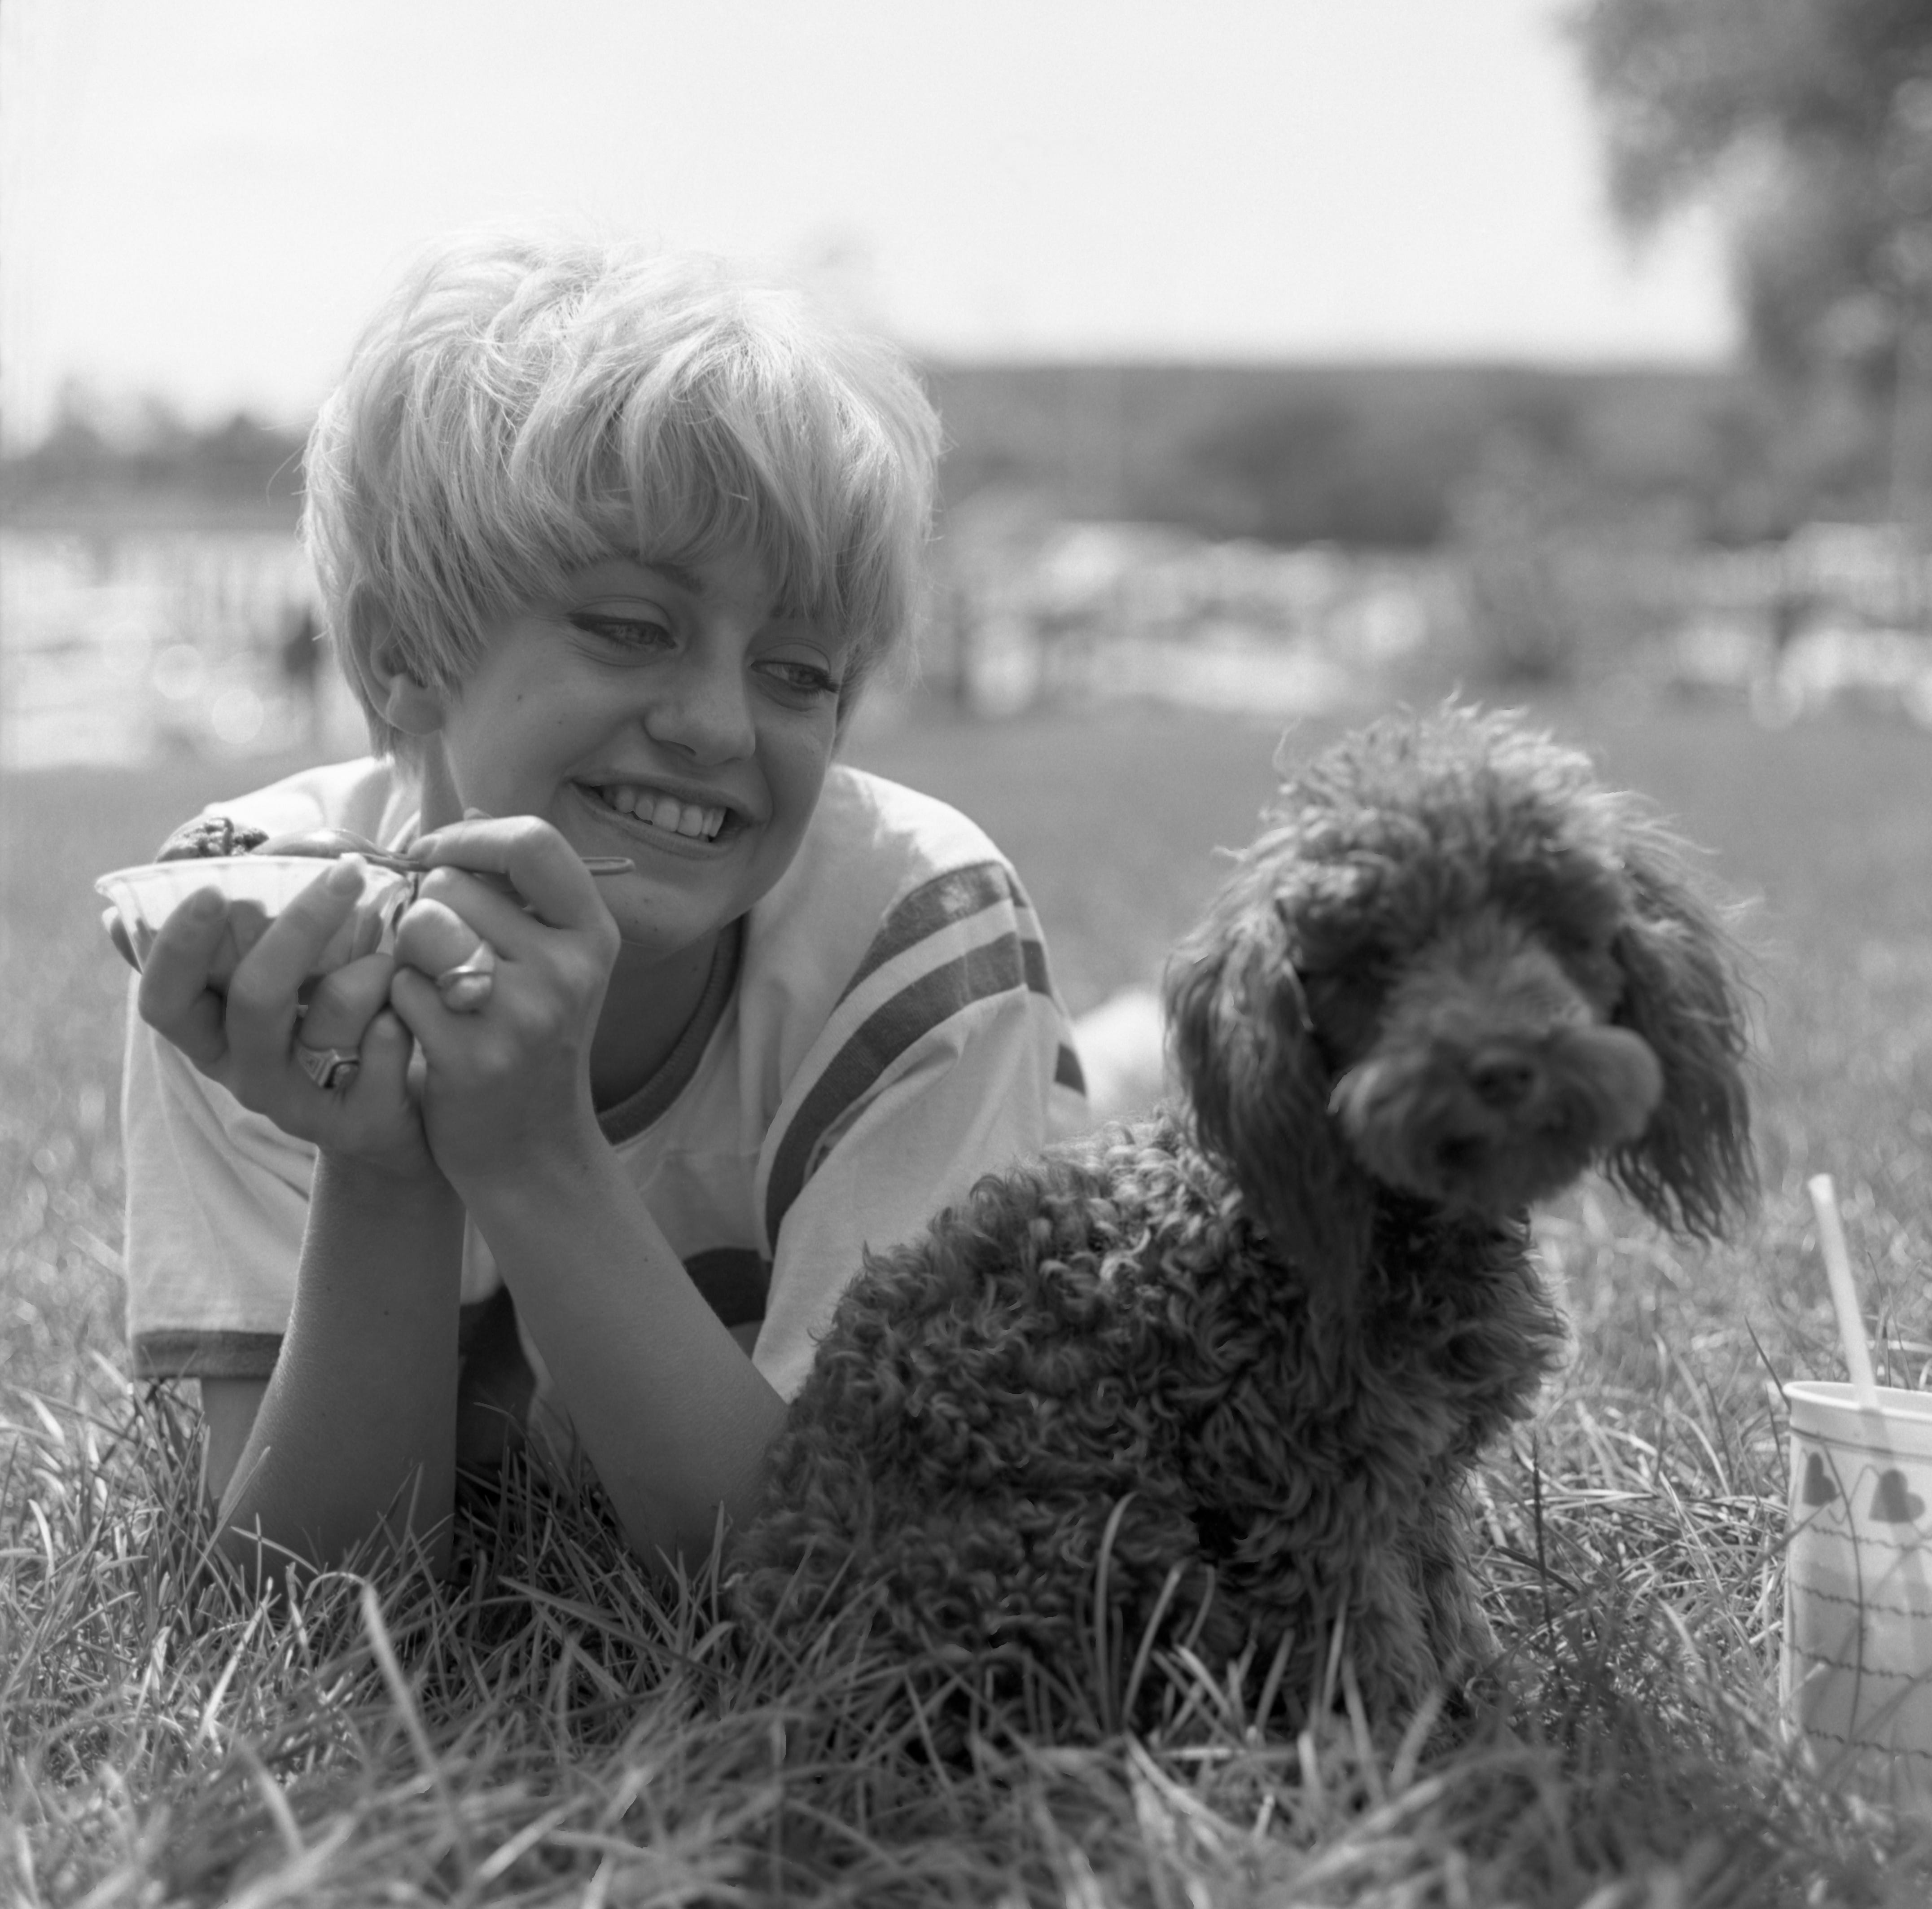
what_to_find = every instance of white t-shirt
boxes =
[121,757,1089,1403]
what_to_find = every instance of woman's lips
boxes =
[575,781,745,851]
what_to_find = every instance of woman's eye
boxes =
[568,610,672,649]
[760,657,840,699]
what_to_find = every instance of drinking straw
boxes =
[1808,1173,1882,1409]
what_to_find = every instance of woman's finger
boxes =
[210,901,272,992]
[285,957,402,1098]
[411,816,609,934]
[136,886,232,1072]
[296,952,397,1055]
[222,859,369,1068]
[285,954,393,1096]
[393,896,498,1012]
[346,1006,417,1106]
[407,867,562,974]
[386,960,476,1061]
[392,896,490,980]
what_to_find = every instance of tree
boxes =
[1574,0,1932,524]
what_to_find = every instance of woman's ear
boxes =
[343,588,447,737]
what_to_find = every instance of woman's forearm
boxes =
[460,1143,788,1572]
[217,1152,466,1584]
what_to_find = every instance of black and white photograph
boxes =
[4,2,1932,1900]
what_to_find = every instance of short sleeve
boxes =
[120,983,315,1379]
[121,987,508,1380]
[115,753,434,1380]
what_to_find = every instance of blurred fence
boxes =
[928,510,1446,720]
[932,503,1932,728]
[1662,522,1932,726]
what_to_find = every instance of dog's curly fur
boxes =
[732,705,1754,1723]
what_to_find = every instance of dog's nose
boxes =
[1468,1050,1539,1110]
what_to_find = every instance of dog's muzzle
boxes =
[1330,1024,1664,1210]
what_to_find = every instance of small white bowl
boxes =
[96,856,416,970]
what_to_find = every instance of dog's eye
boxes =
[1301,970,1383,1058]
[1559,939,1625,1008]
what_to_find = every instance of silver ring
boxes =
[435,941,496,1013]
[296,1044,360,1092]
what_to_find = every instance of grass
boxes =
[6,685,1932,1903]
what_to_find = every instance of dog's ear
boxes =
[1165,895,1373,1290]
[1605,841,1755,1239]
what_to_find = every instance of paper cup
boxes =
[1783,1378,1932,1804]
[96,856,416,970]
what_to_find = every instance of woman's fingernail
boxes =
[463,806,493,821]
[325,857,364,894]
[185,889,224,921]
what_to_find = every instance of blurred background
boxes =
[2,0,1929,765]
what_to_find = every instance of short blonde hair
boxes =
[302,233,942,756]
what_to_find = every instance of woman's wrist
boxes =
[433,1089,606,1206]
[301,1149,465,1299]
[434,1098,611,1221]
[318,1131,448,1192]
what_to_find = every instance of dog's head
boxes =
[1166,705,1753,1280]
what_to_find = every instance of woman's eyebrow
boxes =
[623,555,806,623]
[631,556,706,594]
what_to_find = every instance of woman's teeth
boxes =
[596,786,726,840]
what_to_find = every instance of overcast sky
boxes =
[0,0,1735,445]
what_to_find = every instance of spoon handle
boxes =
[355,847,633,877]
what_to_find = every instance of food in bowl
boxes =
[153,815,273,862]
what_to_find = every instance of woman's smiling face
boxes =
[419,549,848,963]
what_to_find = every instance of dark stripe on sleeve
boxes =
[841,862,1024,1001]
[684,1246,772,1329]
[131,1296,531,1384]
[131,1329,285,1382]
[766,931,1051,1245]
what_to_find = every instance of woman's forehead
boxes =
[569,545,760,591]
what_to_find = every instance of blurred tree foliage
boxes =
[1574,0,1932,525]
[926,361,1770,551]
[0,381,306,526]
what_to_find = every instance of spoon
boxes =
[258,827,633,877]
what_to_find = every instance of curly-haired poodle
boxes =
[732,704,1753,1725]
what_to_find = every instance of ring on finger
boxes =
[295,1043,361,1092]
[435,941,497,1013]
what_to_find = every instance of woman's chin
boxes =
[608,913,725,969]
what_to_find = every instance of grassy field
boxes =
[4,686,1932,1904]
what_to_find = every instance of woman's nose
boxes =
[642,644,756,762]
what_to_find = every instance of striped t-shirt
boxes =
[120,757,1089,1403]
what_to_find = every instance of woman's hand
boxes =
[136,858,434,1177]
[386,816,621,1192]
